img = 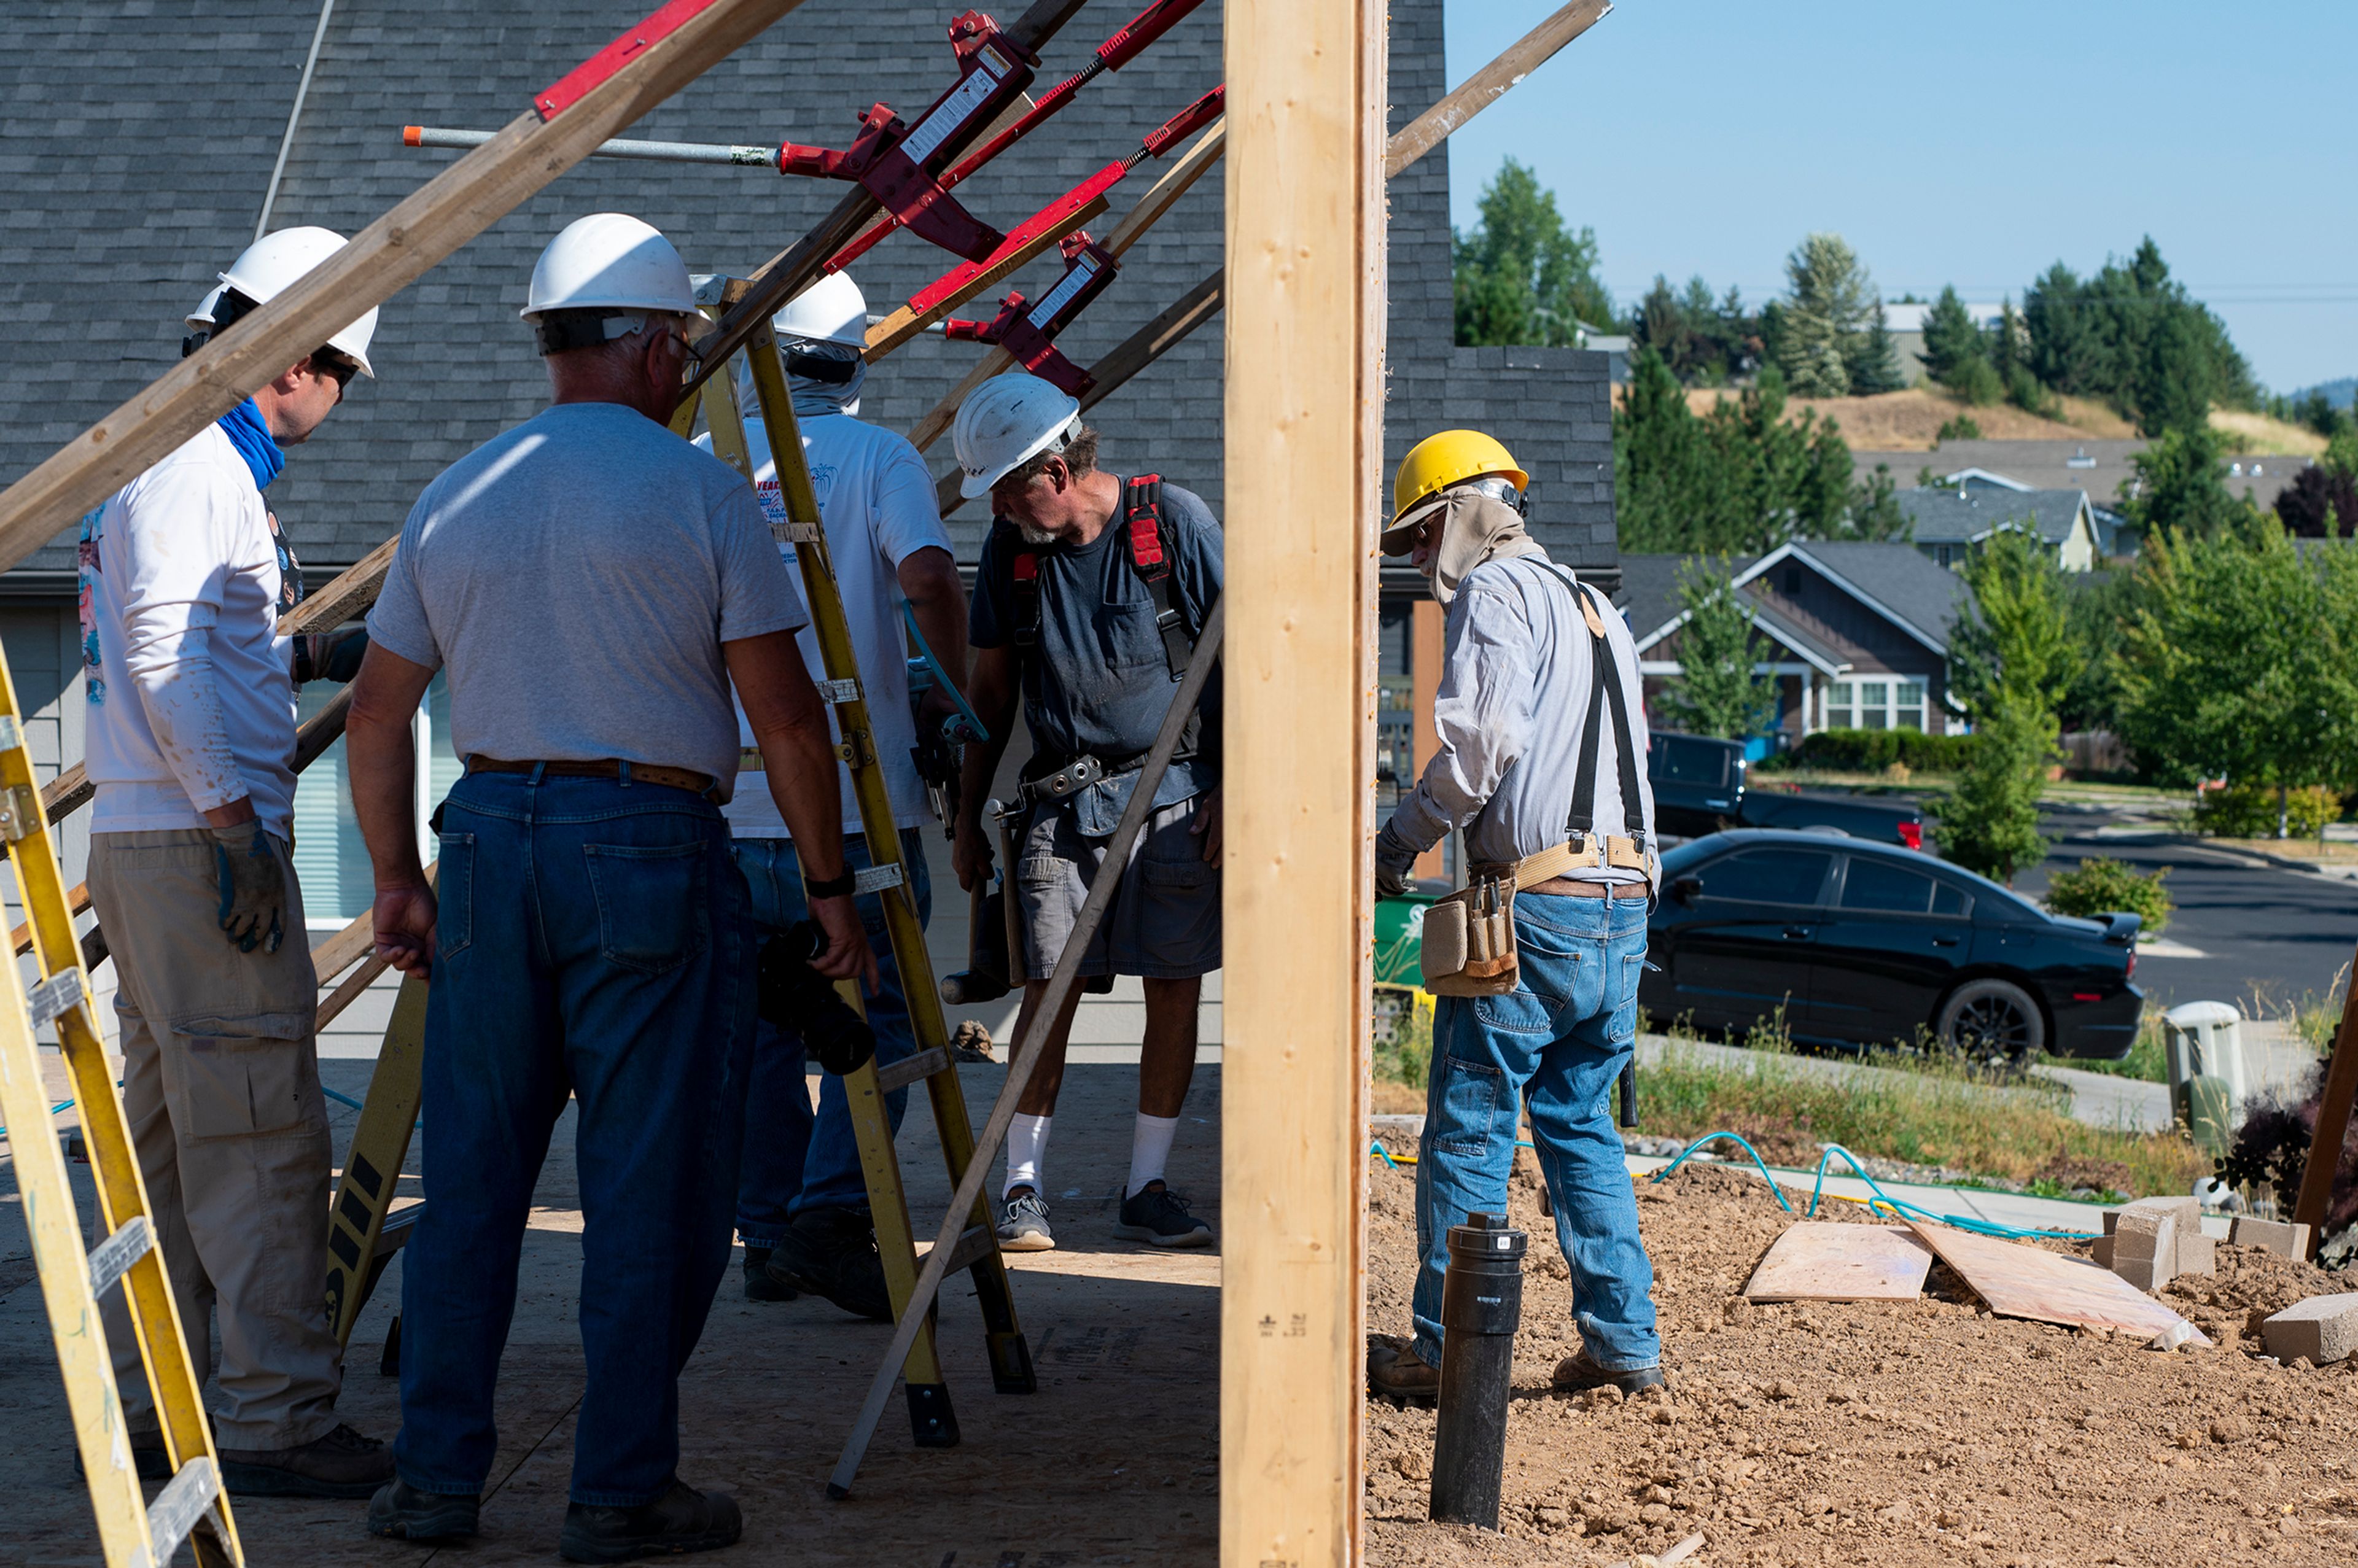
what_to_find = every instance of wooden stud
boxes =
[1382,0,1613,179]
[0,0,811,569]
[1220,0,1383,1560]
[2293,945,2358,1252]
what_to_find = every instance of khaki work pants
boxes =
[89,828,342,1450]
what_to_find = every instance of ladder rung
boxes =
[87,1214,152,1298]
[851,863,903,896]
[873,1047,948,1095]
[27,969,84,1030]
[771,521,822,544]
[928,1224,997,1279]
[816,677,860,704]
[146,1454,220,1565]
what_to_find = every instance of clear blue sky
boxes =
[1442,0,2358,395]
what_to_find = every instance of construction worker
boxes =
[949,374,1223,1252]
[345,213,871,1559]
[77,226,392,1498]
[691,271,968,1319]
[1362,430,1667,1404]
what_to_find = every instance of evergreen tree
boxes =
[1846,303,1907,396]
[1659,559,1778,740]
[2133,306,2214,437]
[1452,158,1613,347]
[2120,424,2247,540]
[1776,233,1877,397]
[1939,532,2072,882]
[2017,238,2257,424]
[1919,286,1987,389]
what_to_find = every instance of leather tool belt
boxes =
[1016,751,1145,808]
[468,756,725,804]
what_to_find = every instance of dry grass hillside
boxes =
[1613,382,2329,457]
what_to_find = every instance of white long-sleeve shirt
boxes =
[79,424,298,836]
[1388,554,1656,880]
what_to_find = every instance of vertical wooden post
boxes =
[1221,0,1384,1562]
[1409,599,1446,881]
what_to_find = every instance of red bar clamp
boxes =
[776,11,1035,263]
[943,234,1120,395]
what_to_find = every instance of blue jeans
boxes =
[1414,891,1660,1372]
[732,828,930,1245]
[394,772,755,1507]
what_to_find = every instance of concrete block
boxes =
[2177,1232,2216,1277]
[2231,1216,2313,1259]
[2112,1209,2177,1290]
[2122,1195,2201,1229]
[2262,1294,2358,1365]
[2090,1235,2114,1268]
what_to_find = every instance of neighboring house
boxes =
[1619,541,1978,744]
[2,0,1616,930]
[1896,484,2102,572]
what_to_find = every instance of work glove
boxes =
[1374,820,1420,899]
[211,820,287,954]
[293,626,369,685]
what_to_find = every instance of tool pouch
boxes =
[1420,873,1520,998]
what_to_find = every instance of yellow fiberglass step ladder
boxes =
[0,649,243,1565]
[687,285,1035,1459]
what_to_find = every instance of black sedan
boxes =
[1638,830,2144,1062]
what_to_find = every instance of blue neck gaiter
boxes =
[216,398,286,491]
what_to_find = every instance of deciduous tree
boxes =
[1659,558,1778,740]
[1453,158,1613,347]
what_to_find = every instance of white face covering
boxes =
[734,339,867,419]
[1419,486,1549,606]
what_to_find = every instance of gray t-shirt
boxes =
[370,402,808,791]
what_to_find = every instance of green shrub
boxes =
[2190,782,2341,839]
[1935,413,1983,443]
[2006,365,2060,418]
[1786,728,1977,774]
[1950,357,2004,407]
[2043,856,2172,934]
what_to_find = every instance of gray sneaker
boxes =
[1113,1181,1213,1248]
[997,1189,1056,1252]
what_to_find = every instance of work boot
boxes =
[1551,1349,1666,1396]
[741,1243,797,1302]
[72,1431,169,1482]
[771,1206,892,1321]
[218,1422,396,1498]
[1113,1180,1213,1248]
[559,1478,742,1563]
[1366,1335,1439,1405]
[996,1188,1056,1252]
[367,1478,481,1542]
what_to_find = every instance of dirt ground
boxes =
[1364,1155,2358,1567]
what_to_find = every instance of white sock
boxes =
[1126,1112,1180,1198]
[1005,1113,1053,1199]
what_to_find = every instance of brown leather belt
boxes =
[467,757,721,801]
[1525,877,1651,900]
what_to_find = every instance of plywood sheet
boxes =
[1907,1221,2211,1342]
[1745,1222,1935,1302]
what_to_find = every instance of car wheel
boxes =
[1936,978,2045,1068]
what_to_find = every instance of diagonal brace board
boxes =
[0,0,812,573]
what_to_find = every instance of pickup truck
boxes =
[1647,731,1924,849]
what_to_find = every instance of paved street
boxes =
[2012,807,2358,1014]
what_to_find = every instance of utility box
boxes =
[2163,1001,2245,1152]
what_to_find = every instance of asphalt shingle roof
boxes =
[0,0,1617,582]
[1896,486,2089,548]
[1619,541,1977,666]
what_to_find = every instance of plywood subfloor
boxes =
[1743,1222,1933,1302]
[1907,1219,2208,1343]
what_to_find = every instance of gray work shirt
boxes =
[970,479,1223,836]
[1388,554,1657,879]
[369,402,808,792]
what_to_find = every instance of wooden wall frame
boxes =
[1220,0,1385,1561]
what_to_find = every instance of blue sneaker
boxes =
[1113,1181,1213,1248]
[997,1189,1056,1252]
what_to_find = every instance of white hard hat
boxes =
[185,285,224,331]
[954,373,1084,499]
[218,227,379,376]
[774,271,868,347]
[523,213,706,321]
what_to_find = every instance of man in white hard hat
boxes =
[691,271,970,1319]
[1361,430,1665,1408]
[78,226,392,1497]
[949,374,1223,1253]
[346,213,868,1559]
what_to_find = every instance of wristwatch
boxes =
[805,869,856,899]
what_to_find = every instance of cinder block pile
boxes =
[2089,1197,2212,1289]
[2262,1294,2358,1364]
[2227,1216,2312,1259]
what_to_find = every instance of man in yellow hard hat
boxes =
[1364,429,1666,1407]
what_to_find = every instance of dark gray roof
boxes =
[1854,437,2312,522]
[0,0,1616,584]
[1791,540,1979,651]
[1896,485,2090,546]
[1617,549,1867,673]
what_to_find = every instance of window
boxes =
[1824,677,1929,732]
[1650,734,1730,786]
[1932,880,1970,916]
[1695,848,1833,906]
[1841,857,1935,913]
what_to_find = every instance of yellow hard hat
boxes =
[1389,429,1530,530]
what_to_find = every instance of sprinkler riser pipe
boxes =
[1428,1213,1525,1530]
